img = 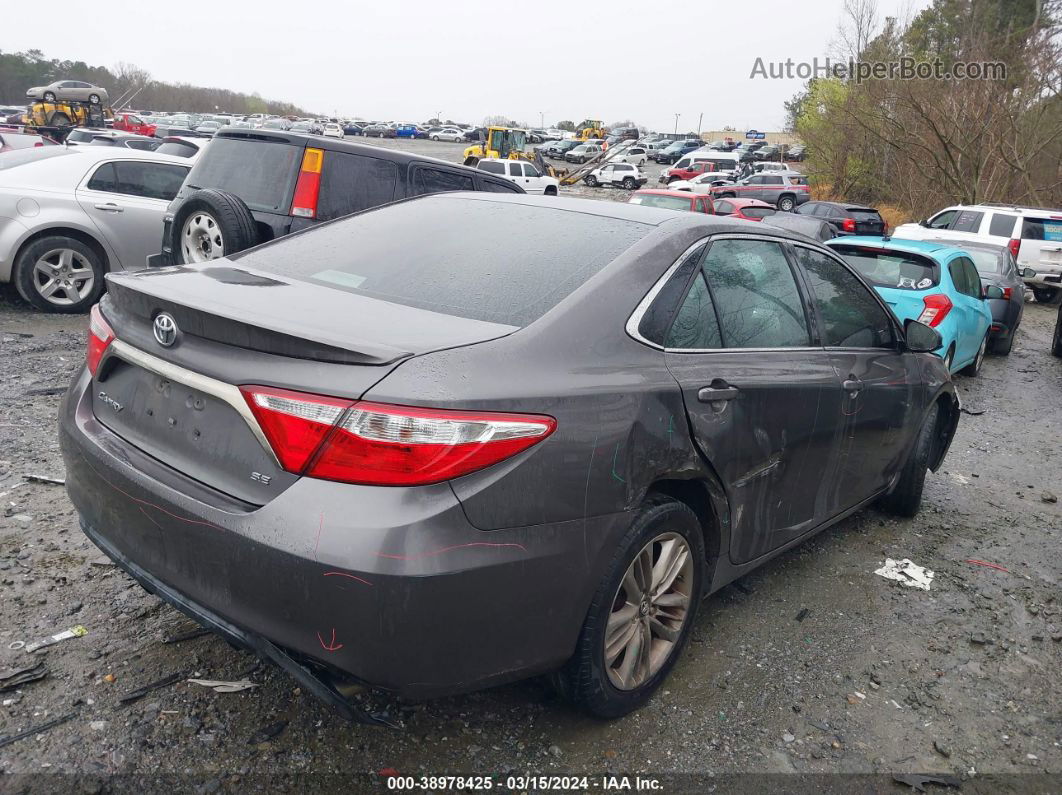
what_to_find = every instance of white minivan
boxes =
[893,204,1062,302]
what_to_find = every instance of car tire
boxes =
[667,176,679,184]
[622,177,637,190]
[878,404,940,518]
[1052,307,1062,357]
[555,497,705,718]
[778,195,796,212]
[961,333,988,376]
[48,112,72,128]
[88,94,101,105]
[13,235,106,314]
[43,91,56,103]
[171,189,258,264]
[1033,287,1059,303]
[584,175,599,187]
[431,135,440,141]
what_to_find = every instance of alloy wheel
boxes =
[181,212,224,263]
[32,248,95,307]
[604,531,693,691]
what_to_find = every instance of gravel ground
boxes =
[0,136,1060,791]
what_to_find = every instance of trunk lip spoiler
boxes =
[102,339,281,468]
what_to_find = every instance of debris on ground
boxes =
[794,608,810,622]
[21,474,65,486]
[247,720,289,744]
[965,559,1009,573]
[874,559,934,590]
[23,625,87,653]
[0,712,77,750]
[0,662,48,692]
[161,628,211,645]
[892,772,962,791]
[118,671,187,705]
[1042,491,1057,504]
[187,678,258,693]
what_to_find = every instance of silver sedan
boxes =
[0,147,189,312]
[26,80,109,105]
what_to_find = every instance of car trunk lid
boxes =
[93,265,517,504]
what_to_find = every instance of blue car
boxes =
[827,237,998,376]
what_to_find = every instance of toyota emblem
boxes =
[153,313,178,347]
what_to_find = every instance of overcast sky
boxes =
[2,0,926,130]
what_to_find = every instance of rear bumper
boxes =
[60,367,615,702]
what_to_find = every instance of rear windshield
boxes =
[966,248,1004,275]
[183,138,301,212]
[850,209,883,222]
[155,141,198,158]
[742,207,776,219]
[629,194,691,211]
[236,197,648,326]
[1022,217,1062,242]
[831,246,940,290]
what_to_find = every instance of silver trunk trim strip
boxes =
[104,339,282,467]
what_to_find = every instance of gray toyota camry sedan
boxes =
[59,193,960,721]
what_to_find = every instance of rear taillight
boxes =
[1000,287,1013,301]
[87,304,114,376]
[289,147,323,218]
[842,218,856,232]
[1008,238,1021,259]
[240,386,556,486]
[916,293,953,328]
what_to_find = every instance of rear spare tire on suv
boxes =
[170,189,259,264]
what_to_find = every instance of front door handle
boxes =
[94,202,124,212]
[698,386,740,402]
[843,378,864,393]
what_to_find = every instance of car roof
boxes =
[808,200,877,211]
[721,198,773,208]
[934,203,1062,217]
[925,237,1005,253]
[828,235,967,259]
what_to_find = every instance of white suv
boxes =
[584,162,648,190]
[475,159,558,195]
[893,204,1062,302]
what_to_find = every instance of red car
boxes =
[0,130,58,152]
[628,189,716,214]
[112,112,157,137]
[711,197,776,221]
[660,160,719,184]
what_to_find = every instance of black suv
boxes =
[796,201,886,236]
[155,129,523,266]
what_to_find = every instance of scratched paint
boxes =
[317,628,343,652]
[375,542,527,561]
[323,571,373,586]
[610,443,625,483]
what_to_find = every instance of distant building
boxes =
[700,130,802,146]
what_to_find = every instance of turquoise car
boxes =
[826,237,998,376]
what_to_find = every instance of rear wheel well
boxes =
[646,479,721,567]
[929,394,957,471]
[14,227,109,273]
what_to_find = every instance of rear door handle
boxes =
[697,386,740,402]
[94,202,123,212]
[843,378,864,393]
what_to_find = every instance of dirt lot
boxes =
[0,136,1060,791]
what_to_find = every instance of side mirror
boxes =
[1021,267,1037,278]
[983,285,1005,300]
[918,219,929,227]
[904,319,942,354]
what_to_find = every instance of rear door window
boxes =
[112,161,189,201]
[795,247,894,348]
[951,210,984,233]
[411,167,475,195]
[317,152,398,221]
[183,138,301,212]
[478,178,521,193]
[86,162,119,192]
[926,210,958,229]
[989,213,1017,237]
[948,257,979,297]
[702,239,810,348]
[478,161,505,175]
[666,272,722,349]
